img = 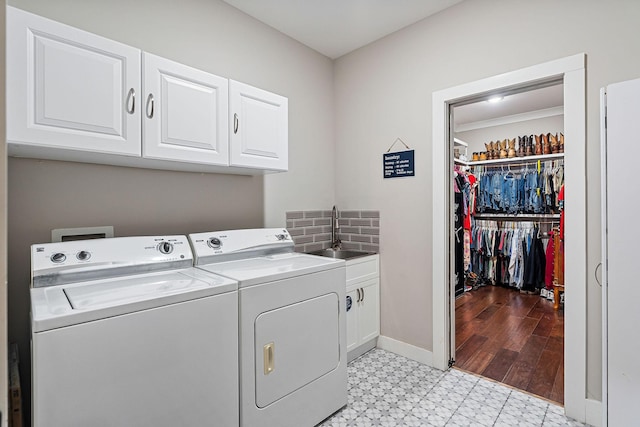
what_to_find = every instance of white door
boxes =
[253,293,340,409]
[142,53,229,165]
[603,78,640,426]
[346,289,359,352]
[358,279,380,344]
[229,80,288,171]
[7,6,141,156]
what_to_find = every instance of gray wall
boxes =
[6,0,335,417]
[9,0,639,414]
[334,0,640,401]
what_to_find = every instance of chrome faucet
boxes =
[331,205,341,249]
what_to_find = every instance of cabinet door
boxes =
[358,279,380,344]
[7,7,141,156]
[229,80,288,171]
[345,290,359,353]
[142,53,229,165]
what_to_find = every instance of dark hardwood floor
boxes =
[455,285,564,405]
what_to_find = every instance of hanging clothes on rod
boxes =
[473,160,564,215]
[454,165,477,296]
[469,220,557,292]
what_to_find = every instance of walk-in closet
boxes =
[450,83,566,404]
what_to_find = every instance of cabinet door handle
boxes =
[361,287,365,302]
[263,342,275,375]
[126,88,135,114]
[146,93,154,119]
[234,113,239,134]
[356,288,361,303]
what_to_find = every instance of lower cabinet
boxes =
[345,255,380,360]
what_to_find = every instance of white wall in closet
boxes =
[456,115,565,154]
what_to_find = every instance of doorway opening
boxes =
[450,83,565,404]
[432,54,587,422]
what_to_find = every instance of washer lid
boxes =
[63,271,206,309]
[31,268,237,332]
[197,253,344,288]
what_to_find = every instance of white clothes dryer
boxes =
[30,235,239,427]
[189,228,347,427]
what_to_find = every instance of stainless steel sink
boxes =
[308,248,376,260]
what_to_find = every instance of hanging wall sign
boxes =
[384,150,415,178]
[384,138,414,179]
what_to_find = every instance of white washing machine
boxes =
[30,235,239,427]
[188,228,347,427]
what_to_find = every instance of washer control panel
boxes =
[157,241,174,254]
[31,235,193,288]
[189,228,293,263]
[207,237,222,249]
[50,252,67,263]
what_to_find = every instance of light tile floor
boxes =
[319,348,587,427]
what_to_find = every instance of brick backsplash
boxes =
[286,210,333,252]
[285,209,380,253]
[337,210,380,252]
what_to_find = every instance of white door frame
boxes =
[432,54,587,422]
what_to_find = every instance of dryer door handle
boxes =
[264,342,275,375]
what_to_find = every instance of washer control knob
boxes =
[207,237,222,249]
[276,234,287,241]
[51,253,66,263]
[158,241,174,254]
[76,251,91,261]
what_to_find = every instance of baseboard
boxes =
[585,398,602,427]
[348,339,377,363]
[376,335,434,366]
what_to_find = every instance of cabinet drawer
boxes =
[346,255,379,288]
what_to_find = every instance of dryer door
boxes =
[254,293,340,408]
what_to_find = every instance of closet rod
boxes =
[468,153,564,167]
[478,221,561,225]
[471,160,564,170]
[474,214,560,220]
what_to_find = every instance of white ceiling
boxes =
[222,0,464,59]
[221,0,562,126]
[453,84,564,130]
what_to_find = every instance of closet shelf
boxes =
[469,153,564,166]
[454,158,470,166]
[474,213,561,220]
[453,138,469,147]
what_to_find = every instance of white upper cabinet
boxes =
[7,6,141,156]
[7,7,289,174]
[229,80,288,171]
[142,53,229,166]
